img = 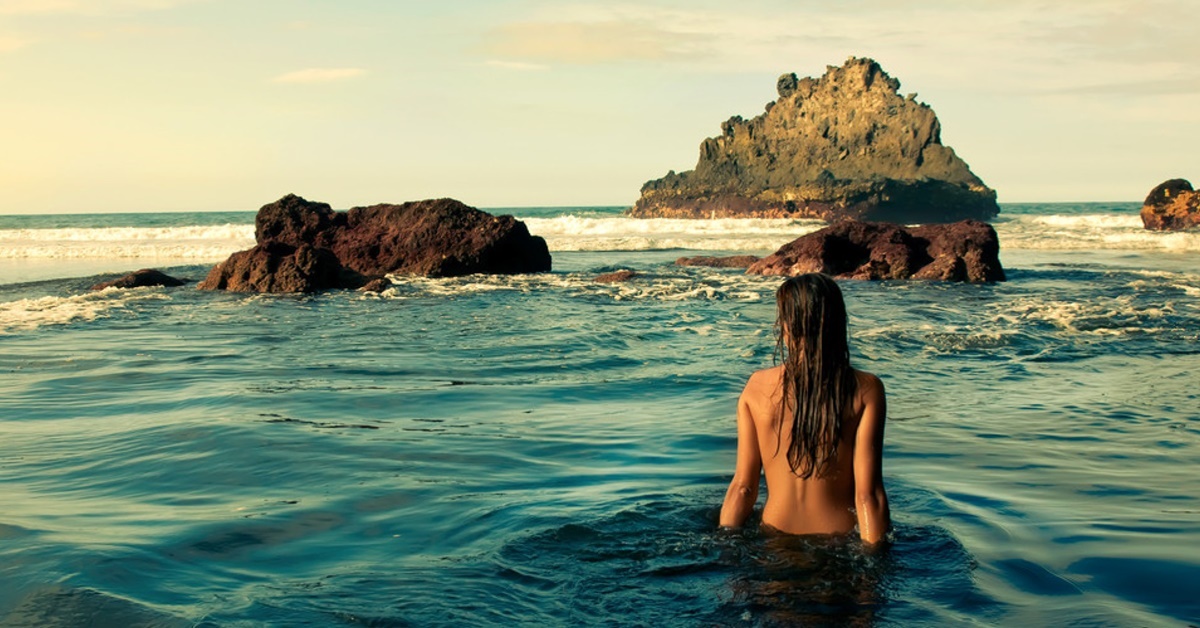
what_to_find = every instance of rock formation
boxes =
[90,269,186,291]
[631,57,999,223]
[675,255,760,269]
[199,194,551,293]
[595,270,639,283]
[358,278,393,293]
[1140,179,1200,231]
[198,242,348,293]
[747,219,1005,282]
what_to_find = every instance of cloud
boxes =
[0,0,200,14]
[484,59,549,71]
[0,35,30,51]
[271,68,368,84]
[483,18,710,64]
[1050,76,1200,97]
[478,2,1200,98]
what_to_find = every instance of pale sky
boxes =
[1,0,1197,213]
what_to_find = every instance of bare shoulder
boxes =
[739,366,783,419]
[743,365,784,396]
[854,369,884,395]
[853,369,886,413]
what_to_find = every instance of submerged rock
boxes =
[200,194,552,293]
[595,270,639,283]
[90,268,186,291]
[1140,178,1200,231]
[358,277,393,293]
[675,255,760,269]
[631,57,998,224]
[747,219,1005,282]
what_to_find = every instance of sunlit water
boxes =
[1,205,1198,626]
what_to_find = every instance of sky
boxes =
[0,0,1197,213]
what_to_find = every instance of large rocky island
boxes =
[199,195,551,293]
[630,57,999,223]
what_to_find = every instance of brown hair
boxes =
[774,274,858,478]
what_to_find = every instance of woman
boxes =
[719,274,890,545]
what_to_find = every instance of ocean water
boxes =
[1,203,1198,626]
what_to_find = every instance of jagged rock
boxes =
[90,268,186,291]
[198,242,352,293]
[200,194,552,293]
[631,57,998,223]
[746,219,1005,282]
[595,270,639,283]
[675,255,760,268]
[1140,179,1200,231]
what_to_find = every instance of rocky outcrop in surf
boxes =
[595,270,638,283]
[90,269,187,291]
[675,255,760,269]
[631,57,999,224]
[199,194,551,293]
[747,219,1005,282]
[1140,179,1200,231]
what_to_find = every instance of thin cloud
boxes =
[0,35,31,51]
[480,2,1200,97]
[271,68,368,84]
[1049,75,1200,97]
[483,19,710,64]
[484,59,549,71]
[0,0,200,14]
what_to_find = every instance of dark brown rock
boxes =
[595,270,638,283]
[1140,178,1200,231]
[331,200,550,277]
[746,219,1004,282]
[631,57,998,223]
[197,242,352,293]
[200,194,552,293]
[90,268,186,291]
[675,255,760,269]
[358,278,393,292]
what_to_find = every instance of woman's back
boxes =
[740,366,885,536]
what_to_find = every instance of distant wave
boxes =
[3,213,1198,260]
[519,215,826,252]
[0,224,255,260]
[995,214,1200,251]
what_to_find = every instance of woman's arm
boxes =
[853,373,891,546]
[719,390,762,528]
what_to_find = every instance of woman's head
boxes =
[775,273,850,365]
[773,274,857,478]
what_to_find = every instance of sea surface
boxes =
[1,203,1198,626]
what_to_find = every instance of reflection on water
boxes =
[723,529,889,627]
[1,586,189,628]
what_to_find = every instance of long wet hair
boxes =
[774,274,858,478]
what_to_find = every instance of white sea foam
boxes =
[0,224,255,260]
[995,214,1200,251]
[519,215,825,252]
[991,294,1176,336]
[0,288,169,334]
[375,269,779,303]
[4,211,1198,271]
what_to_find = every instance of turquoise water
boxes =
[1,205,1199,625]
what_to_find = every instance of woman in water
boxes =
[720,273,890,545]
